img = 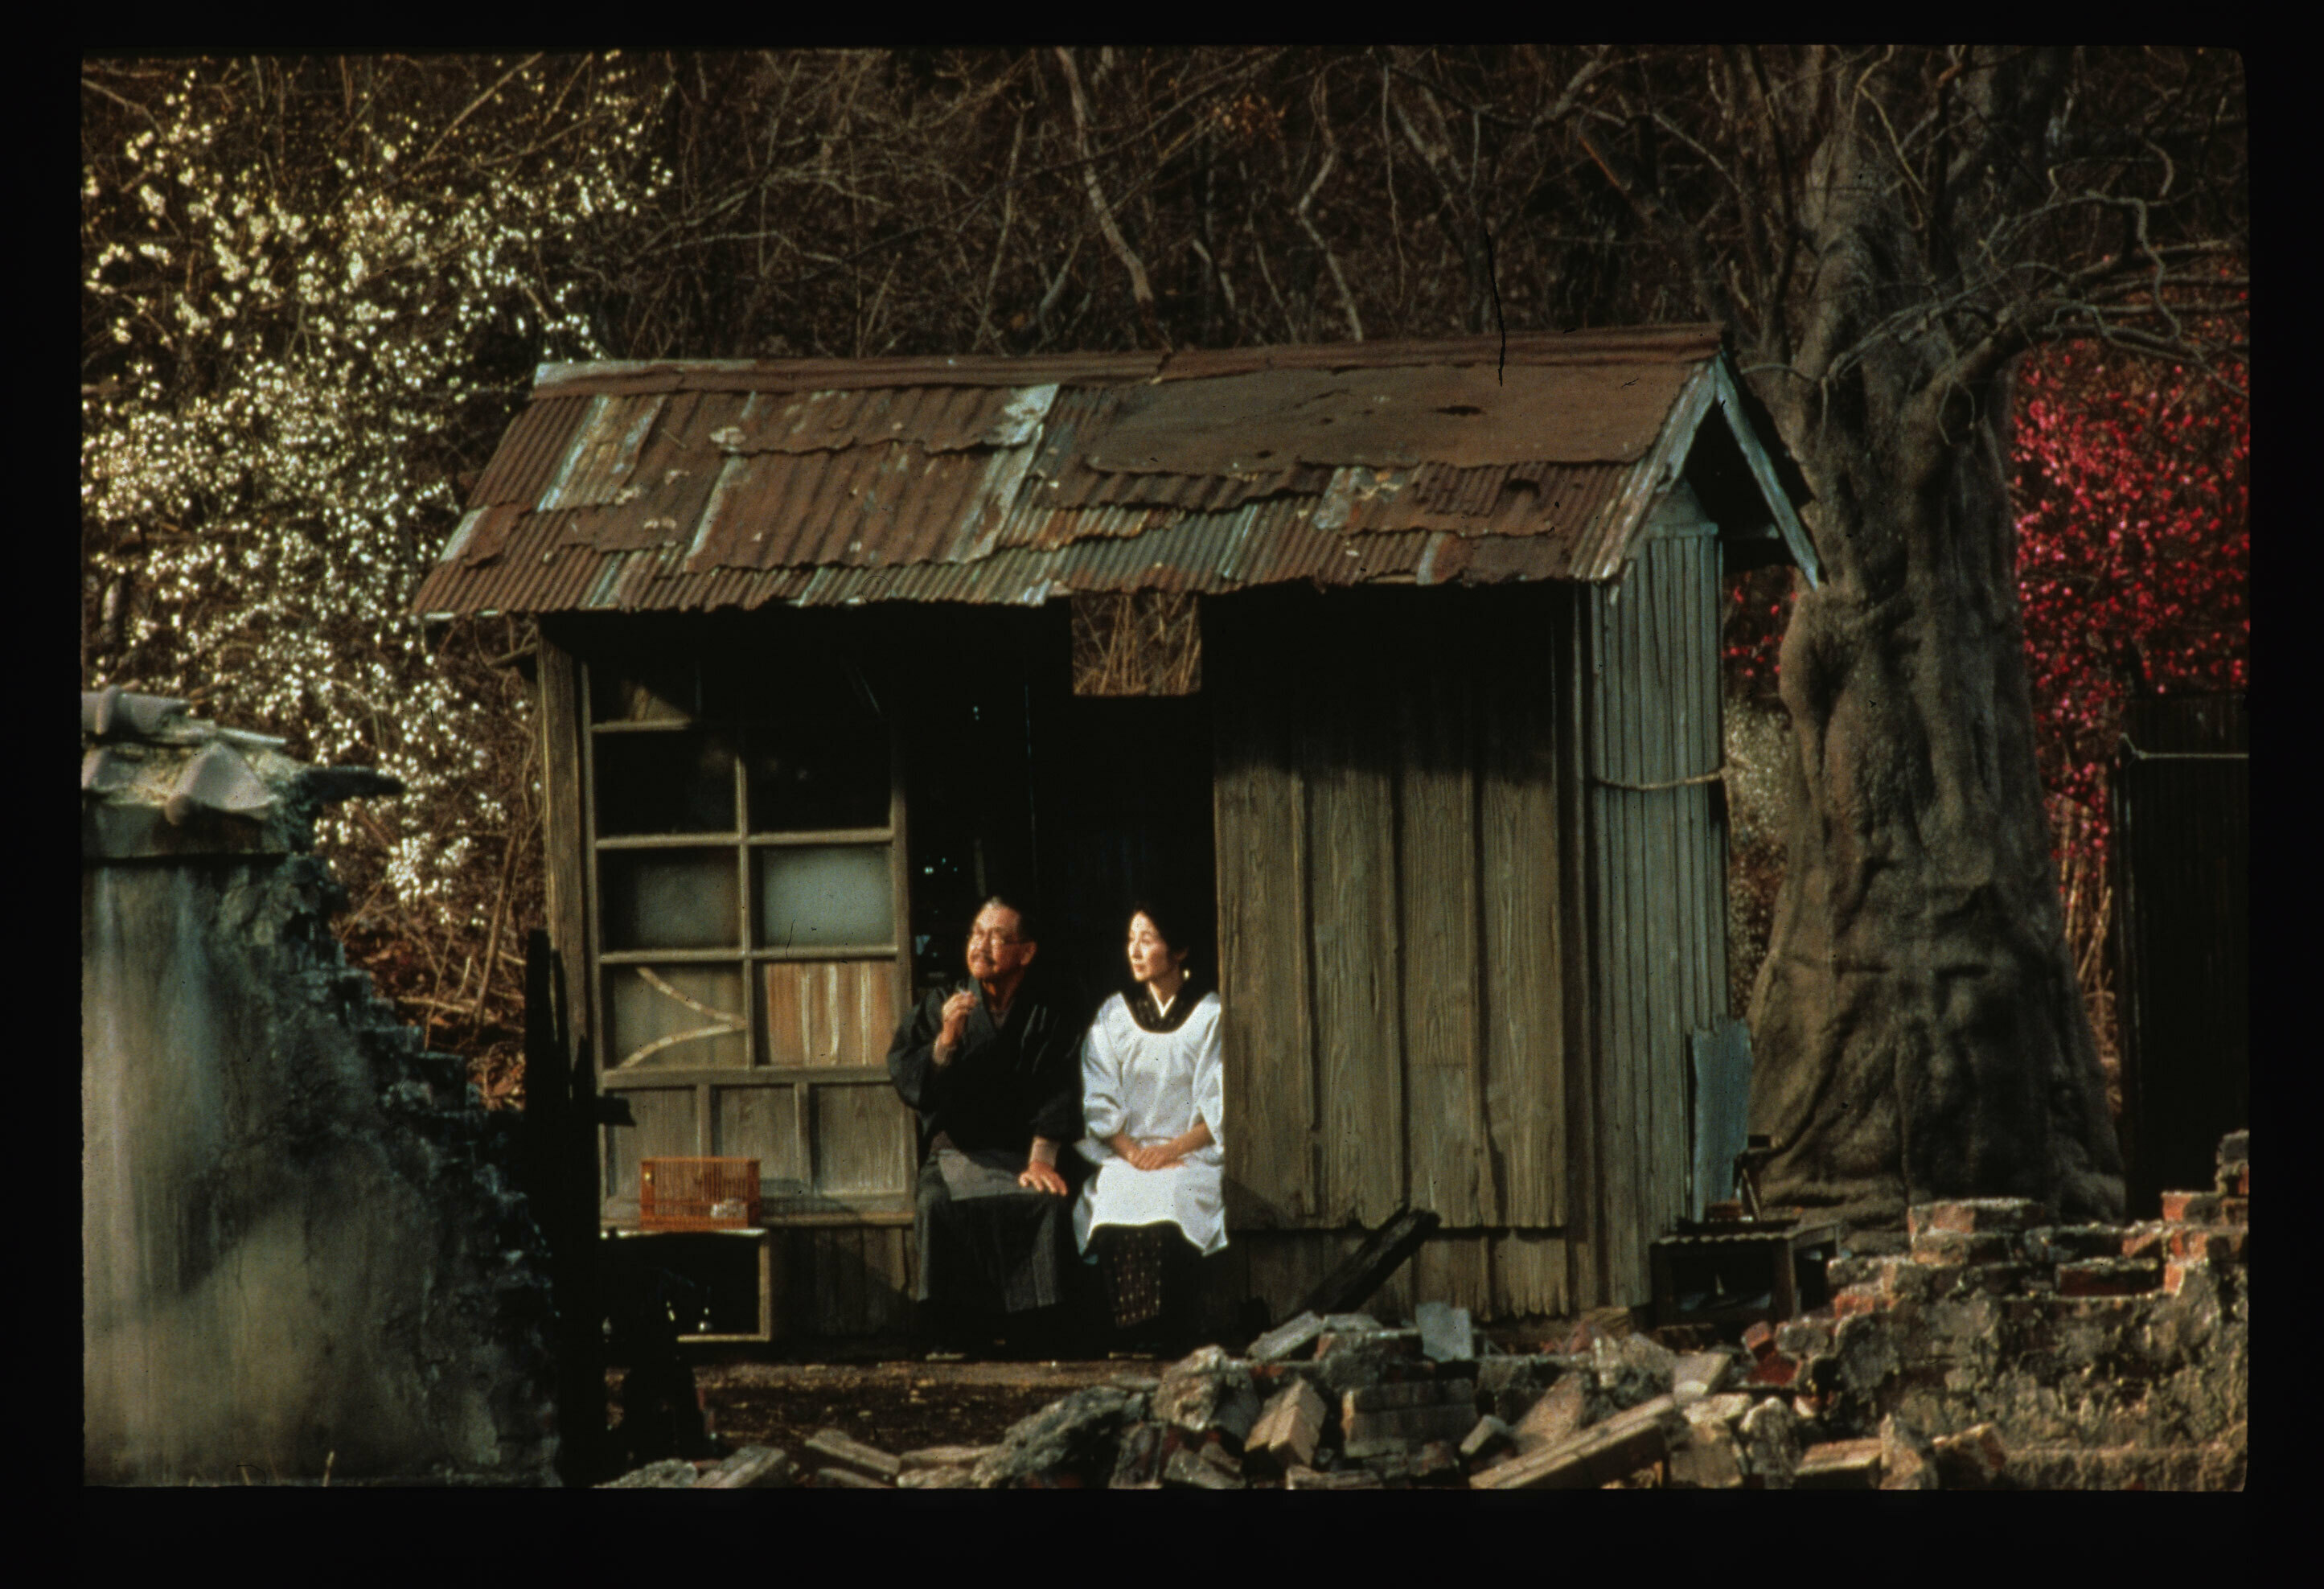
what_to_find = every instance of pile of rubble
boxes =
[597,1133,2247,1490]
[1753,1129,2250,1489]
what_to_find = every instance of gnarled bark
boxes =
[1744,81,2127,1224]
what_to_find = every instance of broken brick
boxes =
[1908,1198,2043,1238]
[1747,1353,1798,1388]
[694,1445,795,1489]
[1833,1287,1885,1319]
[1246,1310,1327,1364]
[803,1427,901,1484]
[1668,1423,1746,1489]
[1741,1320,1777,1361]
[1910,1227,2018,1265]
[2160,1189,2244,1226]
[1931,1423,2007,1490]
[1341,1402,1478,1457]
[1509,1373,1586,1450]
[1878,1415,1939,1490]
[2168,1226,2248,1265]
[1162,1446,1242,1489]
[1825,1254,1887,1289]
[1459,1414,1514,1463]
[1342,1376,1476,1418]
[1671,1350,1734,1404]
[1411,1439,1465,1484]
[2056,1258,2163,1298]
[1792,1437,1883,1489]
[1469,1394,1682,1491]
[1242,1379,1327,1478]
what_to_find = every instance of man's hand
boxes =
[933,989,975,1065]
[1017,1160,1069,1195]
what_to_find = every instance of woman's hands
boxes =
[1116,1139,1180,1172]
[1107,1118,1212,1172]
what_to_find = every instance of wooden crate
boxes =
[640,1156,762,1231]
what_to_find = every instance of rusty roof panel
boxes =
[1080,362,1690,475]
[726,383,1057,455]
[536,395,666,511]
[417,326,1805,618]
[470,395,590,508]
[528,326,1726,400]
[672,442,1007,573]
[1332,461,1632,542]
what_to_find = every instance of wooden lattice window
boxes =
[583,641,916,1226]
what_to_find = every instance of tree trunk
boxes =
[1744,117,2125,1227]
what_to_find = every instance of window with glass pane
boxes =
[601,849,741,951]
[589,634,901,1086]
[757,845,894,951]
[746,706,889,832]
[593,729,737,836]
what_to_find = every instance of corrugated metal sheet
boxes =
[417,326,1801,617]
[1579,516,1730,1304]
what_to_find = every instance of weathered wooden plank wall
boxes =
[762,960,896,1067]
[1580,492,1731,1306]
[1213,586,1587,1323]
[1213,605,1319,1227]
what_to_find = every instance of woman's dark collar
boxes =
[1126,975,1204,1033]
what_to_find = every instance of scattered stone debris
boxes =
[804,1427,901,1486]
[607,1131,2244,1493]
[971,1386,1142,1488]
[696,1446,796,1489]
[598,1457,707,1488]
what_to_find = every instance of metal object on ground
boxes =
[1735,1135,1776,1221]
[1649,1217,1840,1330]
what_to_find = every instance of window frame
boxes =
[579,648,916,1230]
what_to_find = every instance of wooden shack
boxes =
[416,326,1819,1335]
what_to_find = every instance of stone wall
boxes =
[82,692,556,1484]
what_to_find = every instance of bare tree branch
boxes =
[1056,47,1168,349]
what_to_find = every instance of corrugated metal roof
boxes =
[415,326,1811,618]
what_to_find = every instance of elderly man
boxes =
[887,896,1085,1353]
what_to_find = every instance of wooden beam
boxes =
[1295,1205,1442,1318]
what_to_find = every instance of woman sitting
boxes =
[1074,901,1225,1345]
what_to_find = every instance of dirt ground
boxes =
[634,1320,1588,1468]
[617,1353,1169,1461]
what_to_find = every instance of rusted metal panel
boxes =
[725,383,1054,456]
[471,395,591,507]
[528,327,1723,400]
[419,326,1803,619]
[1084,362,1693,476]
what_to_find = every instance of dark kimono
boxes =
[886,975,1085,1316]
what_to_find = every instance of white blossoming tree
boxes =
[82,56,669,1097]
